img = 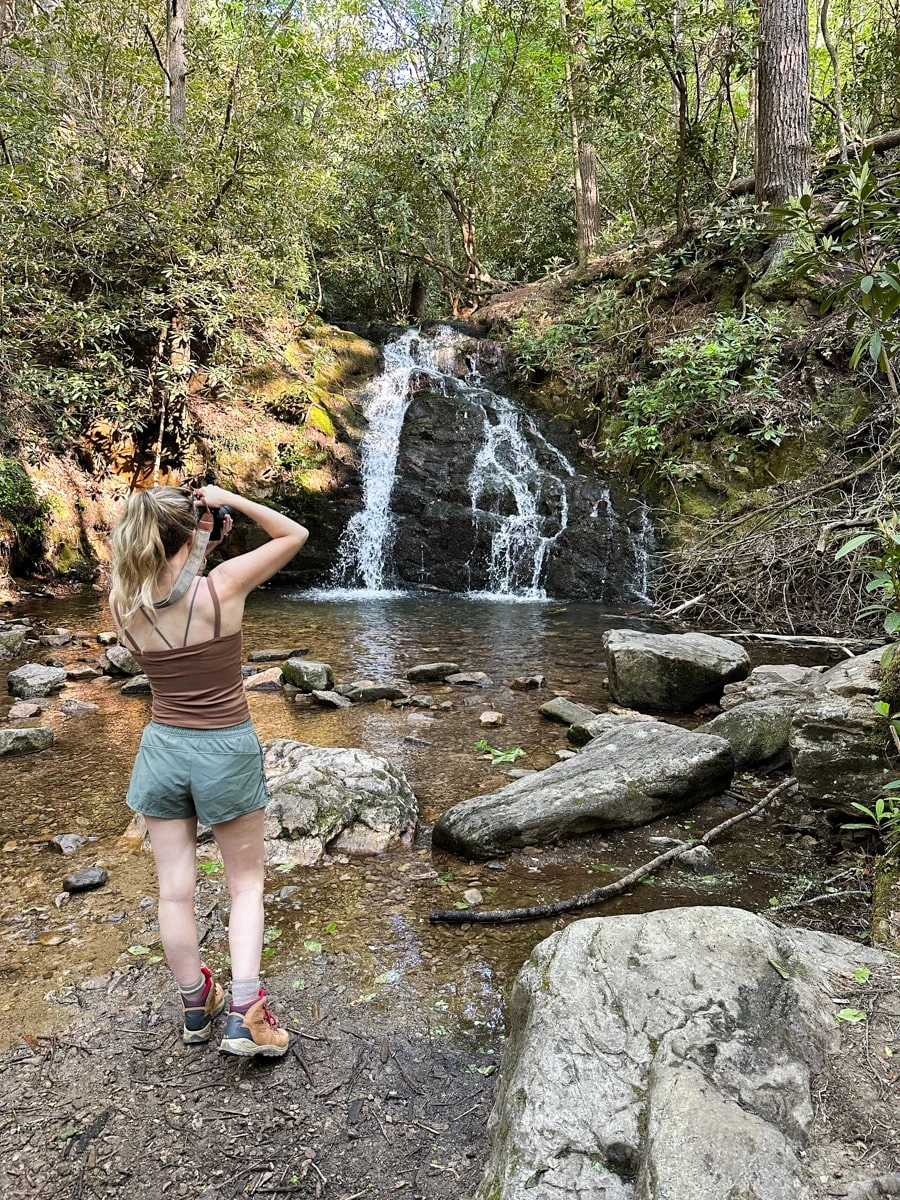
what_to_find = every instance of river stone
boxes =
[603,629,750,711]
[281,658,334,692]
[65,664,102,681]
[121,674,152,696]
[0,727,54,756]
[818,645,884,698]
[344,679,410,702]
[407,661,460,683]
[7,663,66,699]
[538,696,596,726]
[697,698,797,772]
[432,721,734,858]
[261,738,417,863]
[475,906,885,1200]
[311,689,352,709]
[567,710,655,746]
[248,647,308,662]
[100,645,142,676]
[97,632,118,646]
[59,698,99,716]
[445,671,493,687]
[0,627,26,658]
[675,843,717,873]
[721,663,823,710]
[509,674,545,691]
[63,865,108,893]
[39,630,72,648]
[789,695,896,811]
[50,833,88,855]
[8,701,41,719]
[244,667,284,692]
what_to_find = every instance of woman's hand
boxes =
[193,485,234,510]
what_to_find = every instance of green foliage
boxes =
[835,517,900,636]
[0,458,49,562]
[473,738,526,764]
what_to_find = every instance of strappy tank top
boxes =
[117,576,250,730]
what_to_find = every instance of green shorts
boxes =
[126,719,268,826]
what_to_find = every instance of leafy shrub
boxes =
[0,458,49,565]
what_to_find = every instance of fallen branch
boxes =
[429,777,798,926]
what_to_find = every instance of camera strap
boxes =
[153,510,213,609]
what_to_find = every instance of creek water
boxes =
[0,589,843,1049]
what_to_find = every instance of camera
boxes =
[209,505,233,541]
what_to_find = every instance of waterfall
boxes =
[329,325,652,601]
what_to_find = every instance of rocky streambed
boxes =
[0,589,896,1198]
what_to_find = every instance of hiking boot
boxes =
[182,967,226,1044]
[219,990,290,1058]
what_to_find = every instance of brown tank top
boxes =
[118,576,251,730]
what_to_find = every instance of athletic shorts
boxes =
[126,719,269,826]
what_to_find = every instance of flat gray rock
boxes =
[51,833,88,855]
[790,695,896,810]
[248,648,308,662]
[59,698,99,716]
[603,629,750,712]
[100,645,142,676]
[0,627,26,659]
[445,671,493,687]
[697,697,797,772]
[476,906,885,1200]
[819,646,884,699]
[432,721,734,858]
[243,667,284,692]
[538,696,596,726]
[721,663,823,710]
[281,658,334,692]
[65,664,102,681]
[311,689,352,709]
[344,679,410,702]
[567,711,653,746]
[63,866,108,893]
[406,661,461,683]
[7,663,66,699]
[0,726,54,756]
[121,675,153,696]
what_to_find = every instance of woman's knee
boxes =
[226,868,264,904]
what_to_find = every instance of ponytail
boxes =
[110,487,196,625]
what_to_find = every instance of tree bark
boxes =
[559,0,601,266]
[167,0,189,133]
[756,0,810,204]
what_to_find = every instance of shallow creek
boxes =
[0,590,845,1049]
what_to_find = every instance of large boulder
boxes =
[789,695,896,811]
[281,658,334,693]
[818,645,884,699]
[476,906,885,1200]
[432,721,734,858]
[7,663,66,699]
[260,738,417,864]
[697,698,797,772]
[603,630,750,712]
[0,727,54,756]
[0,626,27,659]
[720,663,823,710]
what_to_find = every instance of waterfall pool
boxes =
[0,588,850,1049]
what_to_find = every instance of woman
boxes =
[110,484,308,1057]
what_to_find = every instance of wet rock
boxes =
[407,662,461,683]
[121,674,152,696]
[8,700,41,719]
[445,671,493,687]
[463,887,483,906]
[311,689,352,709]
[409,694,434,707]
[697,698,797,772]
[344,679,410,703]
[278,885,300,901]
[538,696,596,726]
[720,663,823,710]
[63,866,109,893]
[567,710,654,746]
[39,629,72,648]
[508,768,538,778]
[0,627,27,659]
[819,646,885,698]
[7,663,66,699]
[407,711,437,723]
[477,907,884,1200]
[96,632,118,646]
[433,722,734,858]
[480,711,506,727]
[117,812,148,852]
[790,695,896,812]
[44,655,65,668]
[65,664,102,681]
[281,658,334,692]
[675,844,717,873]
[244,667,284,692]
[100,645,142,676]
[261,738,418,863]
[554,749,576,760]
[0,726,54,756]
[59,698,99,716]
[248,647,308,662]
[603,630,750,712]
[241,665,259,677]
[509,674,545,691]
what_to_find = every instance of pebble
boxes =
[508,674,546,691]
[63,866,109,893]
[59,698,100,716]
[463,887,483,906]
[54,892,70,909]
[479,711,506,727]
[403,735,432,746]
[555,749,577,760]
[65,664,102,681]
[97,632,118,646]
[8,701,41,719]
[50,833,88,855]
[521,846,542,856]
[279,886,300,901]
[445,671,493,687]
[121,675,152,696]
[139,896,155,909]
[508,768,537,779]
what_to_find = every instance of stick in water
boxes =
[428,777,798,926]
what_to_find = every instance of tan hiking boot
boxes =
[219,990,290,1058]
[182,967,226,1044]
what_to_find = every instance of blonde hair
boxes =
[110,487,196,625]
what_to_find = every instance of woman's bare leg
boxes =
[144,815,201,987]
[212,809,265,992]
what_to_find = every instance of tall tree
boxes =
[755,0,810,204]
[167,0,189,133]
[559,0,601,265]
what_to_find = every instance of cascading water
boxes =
[330,325,652,601]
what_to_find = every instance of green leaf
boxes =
[852,967,872,983]
[374,968,401,984]
[869,331,883,362]
[292,978,306,990]
[325,921,338,934]
[768,958,790,979]
[304,939,323,953]
[275,863,293,873]
[148,955,163,964]
[128,944,150,955]
[860,275,875,294]
[199,860,222,875]
[834,532,878,560]
[834,1007,867,1024]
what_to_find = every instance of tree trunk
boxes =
[408,274,428,322]
[559,0,601,266]
[167,0,189,133]
[756,0,810,204]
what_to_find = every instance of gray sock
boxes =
[231,976,261,1010]
[179,971,208,1007]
